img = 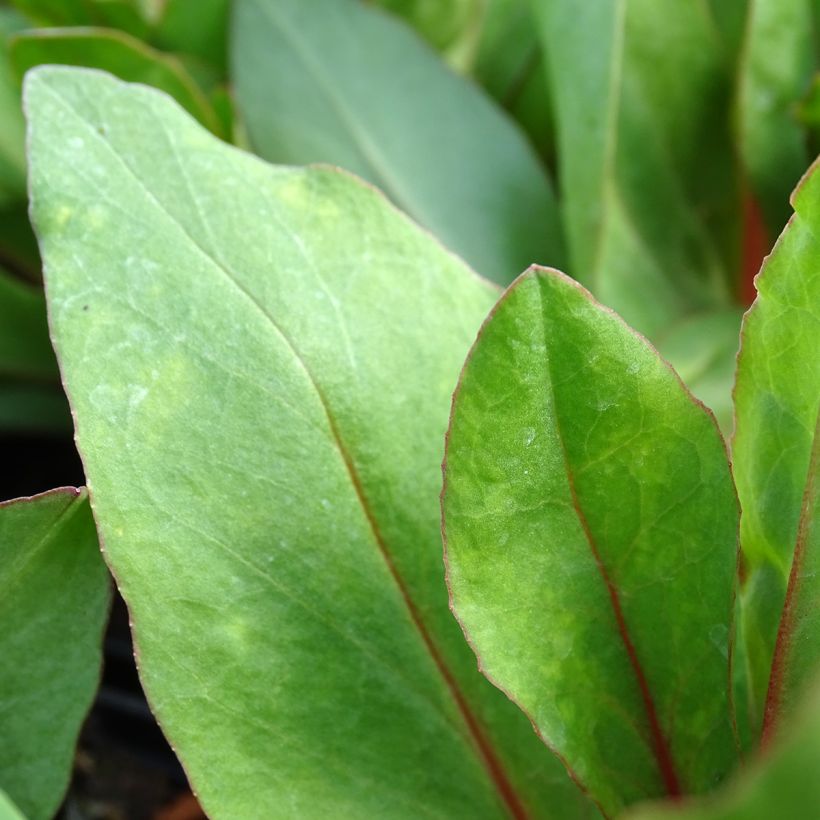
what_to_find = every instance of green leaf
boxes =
[0,789,25,820]
[736,0,814,238]
[0,488,109,820]
[654,308,744,435]
[152,0,228,75]
[27,66,595,819]
[0,10,27,209]
[0,267,57,381]
[231,0,564,286]
[10,27,223,136]
[732,160,820,741]
[9,0,150,38]
[625,675,820,820]
[442,267,739,815]
[533,0,740,337]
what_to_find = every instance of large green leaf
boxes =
[27,67,595,819]
[231,0,564,285]
[9,0,151,38]
[732,161,820,742]
[442,267,739,815]
[735,0,814,239]
[0,488,109,820]
[533,0,740,337]
[626,674,820,820]
[11,27,223,136]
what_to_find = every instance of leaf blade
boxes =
[0,488,109,820]
[27,66,594,819]
[231,0,564,285]
[443,267,739,815]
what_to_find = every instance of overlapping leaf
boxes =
[0,488,109,820]
[443,267,739,815]
[733,160,820,741]
[533,0,740,337]
[27,67,595,819]
[11,27,223,135]
[626,674,820,820]
[231,0,563,285]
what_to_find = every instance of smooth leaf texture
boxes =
[11,27,223,135]
[732,160,820,741]
[0,488,109,820]
[231,0,564,285]
[533,0,740,337]
[27,67,596,819]
[443,267,739,816]
[626,675,820,820]
[10,0,150,38]
[736,0,814,239]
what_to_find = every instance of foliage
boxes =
[0,1,818,818]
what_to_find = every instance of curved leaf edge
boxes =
[23,64,518,819]
[0,486,111,819]
[440,265,742,817]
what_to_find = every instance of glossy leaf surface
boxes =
[0,488,109,820]
[627,675,820,820]
[533,0,740,336]
[443,267,739,815]
[27,67,595,819]
[732,161,820,740]
[231,0,563,285]
[11,27,222,135]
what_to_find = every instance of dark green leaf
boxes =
[0,488,109,820]
[443,267,739,815]
[11,27,223,136]
[736,0,814,238]
[232,0,564,285]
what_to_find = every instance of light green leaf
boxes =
[442,267,739,815]
[0,488,109,820]
[736,0,814,238]
[533,0,740,337]
[0,789,25,820]
[654,308,744,435]
[625,674,820,820]
[27,67,595,819]
[11,27,223,136]
[231,0,564,285]
[732,160,820,742]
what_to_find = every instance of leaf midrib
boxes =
[43,80,528,820]
[535,276,682,798]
